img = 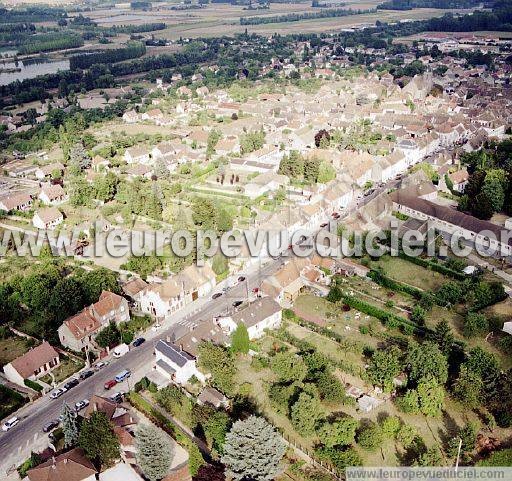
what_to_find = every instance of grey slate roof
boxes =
[155,340,195,367]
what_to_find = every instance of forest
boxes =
[70,41,146,70]
[18,33,84,55]
[378,0,482,10]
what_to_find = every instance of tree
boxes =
[270,351,307,384]
[429,319,454,355]
[192,197,216,230]
[472,192,494,220]
[204,410,231,454]
[463,312,489,338]
[435,282,463,307]
[318,417,358,448]
[357,421,383,452]
[452,365,483,409]
[290,392,324,436]
[396,390,420,414]
[481,169,507,213]
[231,323,250,355]
[380,416,401,439]
[316,371,348,404]
[79,412,120,467]
[314,129,330,148]
[410,306,426,325]
[222,416,286,481]
[463,347,501,400]
[416,446,443,467]
[397,424,417,448]
[61,402,79,448]
[417,376,445,417]
[198,342,237,396]
[407,342,448,385]
[78,267,120,304]
[69,142,91,171]
[94,322,121,349]
[135,424,173,481]
[366,345,403,392]
[317,160,336,183]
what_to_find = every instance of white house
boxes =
[124,146,151,165]
[39,184,67,205]
[0,192,33,212]
[154,340,205,385]
[3,341,60,387]
[32,207,63,230]
[219,297,282,340]
[140,278,187,318]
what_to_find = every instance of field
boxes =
[396,30,512,44]
[73,1,472,41]
[0,336,31,367]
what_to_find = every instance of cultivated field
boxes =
[74,1,472,40]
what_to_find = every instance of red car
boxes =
[104,380,117,390]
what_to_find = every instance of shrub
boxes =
[24,379,43,392]
[356,422,383,451]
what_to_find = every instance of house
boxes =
[124,146,151,165]
[197,387,230,409]
[230,296,282,339]
[35,162,65,180]
[503,321,512,336]
[92,155,111,172]
[261,258,311,304]
[122,277,148,310]
[123,110,140,123]
[154,340,205,385]
[126,164,153,179]
[90,291,130,326]
[3,341,60,387]
[39,184,67,205]
[0,192,33,212]
[447,169,469,193]
[32,207,63,230]
[58,291,129,352]
[27,448,97,481]
[390,191,512,257]
[196,86,209,97]
[140,278,187,318]
[142,109,163,122]
[59,310,101,352]
[178,264,217,302]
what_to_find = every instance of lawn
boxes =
[0,336,32,367]
[369,255,449,291]
[40,357,84,385]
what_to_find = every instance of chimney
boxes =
[179,344,183,352]
[93,403,98,412]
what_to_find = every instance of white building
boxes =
[154,340,205,385]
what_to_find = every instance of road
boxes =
[0,258,282,475]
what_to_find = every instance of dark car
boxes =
[212,292,222,299]
[63,378,79,390]
[133,337,145,347]
[232,300,243,308]
[79,370,94,381]
[237,276,246,282]
[320,222,328,228]
[42,420,59,433]
[109,392,124,403]
[104,379,117,390]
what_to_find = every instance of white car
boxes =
[50,388,67,399]
[94,361,109,370]
[2,416,19,432]
[74,399,89,412]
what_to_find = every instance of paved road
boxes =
[0,258,282,475]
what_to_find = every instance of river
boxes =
[0,57,70,86]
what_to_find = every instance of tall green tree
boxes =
[366,345,403,392]
[222,416,286,481]
[135,424,174,481]
[61,402,79,448]
[270,351,307,384]
[231,323,250,355]
[407,342,448,385]
[79,412,120,467]
[290,392,324,436]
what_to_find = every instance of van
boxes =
[115,370,131,383]
[2,416,19,432]
[113,343,129,358]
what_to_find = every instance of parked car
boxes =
[212,292,222,299]
[109,392,125,403]
[74,399,89,412]
[232,300,243,308]
[237,276,246,282]
[79,370,94,380]
[320,222,328,228]
[50,388,67,399]
[115,370,131,383]
[42,420,59,433]
[2,417,19,432]
[94,361,109,370]
[104,380,117,390]
[132,337,145,347]
[63,378,79,390]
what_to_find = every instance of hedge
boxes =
[127,392,205,476]
[341,295,430,336]
[397,252,466,281]
[24,379,43,392]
